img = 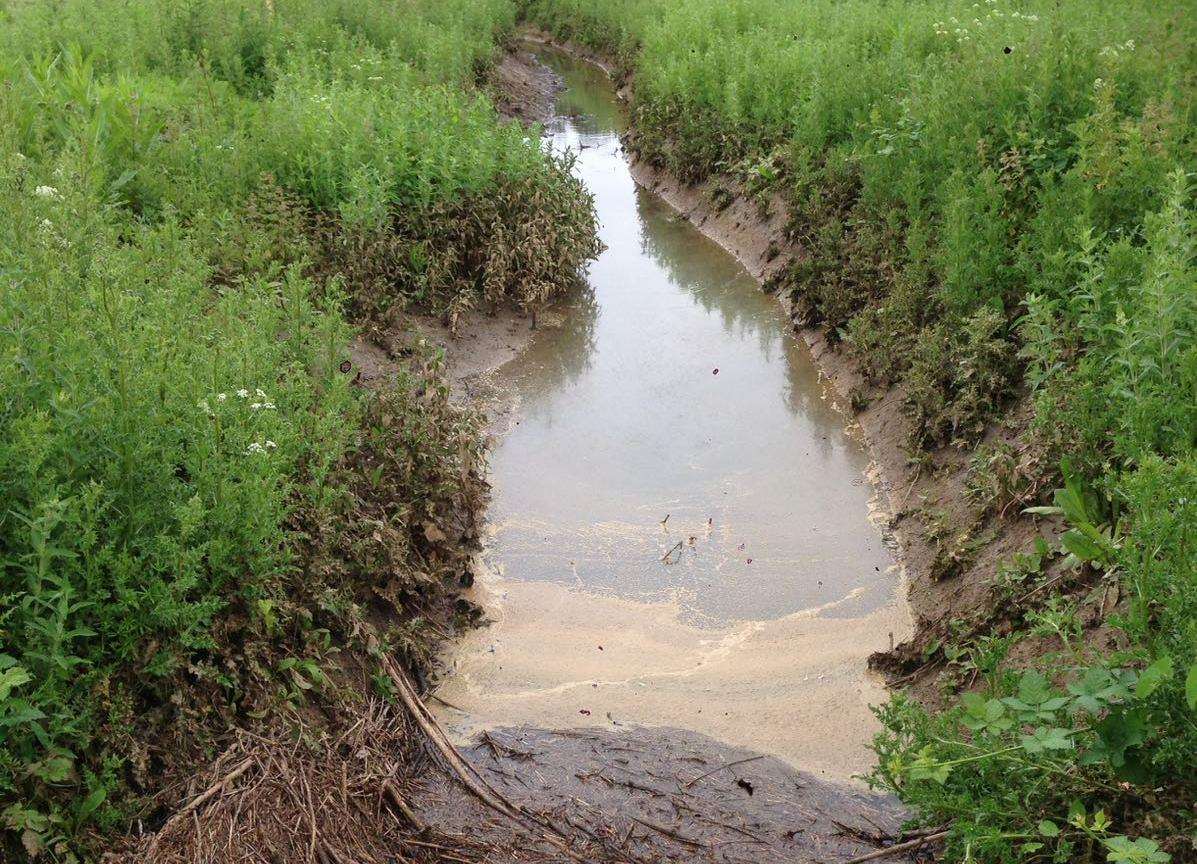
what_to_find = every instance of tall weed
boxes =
[0,0,600,855]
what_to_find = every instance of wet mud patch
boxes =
[416,726,932,863]
[492,48,564,125]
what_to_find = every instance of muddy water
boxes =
[435,52,911,780]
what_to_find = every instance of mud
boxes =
[417,726,929,863]
[492,47,564,125]
[437,563,906,779]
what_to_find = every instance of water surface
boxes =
[436,50,909,779]
[490,53,892,623]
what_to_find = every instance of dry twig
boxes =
[836,830,949,864]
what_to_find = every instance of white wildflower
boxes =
[264,440,278,450]
[216,392,227,402]
[237,388,249,398]
[34,185,60,199]
[246,442,266,455]
[255,388,267,398]
[198,400,212,414]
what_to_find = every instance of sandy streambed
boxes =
[438,558,908,779]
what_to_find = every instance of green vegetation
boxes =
[523,0,1196,860]
[0,0,598,857]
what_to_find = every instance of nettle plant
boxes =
[872,464,1196,863]
[874,658,1188,863]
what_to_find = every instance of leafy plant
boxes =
[0,0,601,856]
[1025,461,1121,570]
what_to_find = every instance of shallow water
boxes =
[435,51,910,779]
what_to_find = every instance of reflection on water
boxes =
[488,51,895,624]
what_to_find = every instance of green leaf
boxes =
[1088,708,1148,770]
[1024,505,1064,517]
[1038,819,1060,838]
[1069,666,1130,714]
[1055,485,1089,527]
[34,755,73,784]
[960,692,1012,732]
[1068,800,1088,826]
[1020,726,1074,753]
[1135,656,1173,699]
[1184,662,1197,711]
[77,786,106,823]
[0,666,33,701]
[907,746,952,784]
[1061,528,1105,563]
[1103,835,1171,864]
[0,701,46,728]
[1018,670,1054,705]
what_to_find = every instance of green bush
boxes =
[0,0,600,855]
[0,144,357,850]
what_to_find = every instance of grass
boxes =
[522,1,1196,861]
[0,0,599,857]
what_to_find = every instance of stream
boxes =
[435,50,911,781]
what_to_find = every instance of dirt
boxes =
[418,726,931,864]
[492,47,564,125]
[351,308,532,398]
